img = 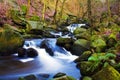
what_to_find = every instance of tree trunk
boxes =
[59,0,66,22]
[42,0,46,21]
[27,0,31,16]
[53,0,59,24]
[106,0,111,23]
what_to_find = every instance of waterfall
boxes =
[67,24,86,33]
[22,39,80,79]
[0,38,80,80]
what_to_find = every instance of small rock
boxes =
[27,48,38,57]
[24,74,37,80]
[17,48,26,57]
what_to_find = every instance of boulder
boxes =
[18,74,37,80]
[92,65,120,80]
[76,61,102,76]
[75,32,91,40]
[56,37,75,51]
[24,74,37,80]
[0,27,24,56]
[53,72,76,80]
[74,51,92,63]
[40,39,54,56]
[17,48,27,57]
[73,28,87,35]
[91,35,106,53]
[26,48,38,57]
[71,39,90,56]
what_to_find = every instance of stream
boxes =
[0,24,86,80]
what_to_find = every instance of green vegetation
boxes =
[0,0,120,80]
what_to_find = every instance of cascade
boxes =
[0,38,81,80]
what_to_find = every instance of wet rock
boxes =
[53,72,66,78]
[19,74,38,80]
[76,61,102,76]
[17,48,27,57]
[40,39,54,56]
[92,65,120,80]
[24,74,37,80]
[71,39,90,56]
[53,72,76,80]
[82,76,92,80]
[0,26,24,56]
[26,48,38,57]
[74,51,92,63]
[56,37,75,51]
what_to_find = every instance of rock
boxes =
[24,74,37,80]
[75,32,91,40]
[106,38,117,48]
[71,39,90,56]
[82,76,92,80]
[91,35,106,53]
[73,28,87,35]
[18,77,26,80]
[53,72,66,78]
[76,61,102,76]
[26,48,38,57]
[53,72,76,80]
[0,27,24,56]
[26,21,44,35]
[56,37,75,51]
[40,39,54,56]
[74,51,92,63]
[92,65,120,80]
[17,48,27,57]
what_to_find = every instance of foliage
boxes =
[0,2,12,26]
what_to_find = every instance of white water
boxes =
[67,24,86,33]
[0,39,80,80]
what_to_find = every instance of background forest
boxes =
[0,0,120,80]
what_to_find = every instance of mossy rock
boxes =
[56,37,75,51]
[71,39,90,56]
[0,27,24,56]
[74,51,92,62]
[83,76,92,80]
[76,61,102,76]
[53,72,76,80]
[92,65,120,80]
[75,31,91,40]
[73,28,87,35]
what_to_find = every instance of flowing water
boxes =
[0,39,81,80]
[0,24,86,80]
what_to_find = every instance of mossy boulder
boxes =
[71,39,90,56]
[75,31,91,40]
[82,76,92,80]
[0,27,24,56]
[91,35,106,52]
[92,65,120,80]
[74,51,92,63]
[76,61,100,76]
[56,37,75,51]
[53,72,76,80]
[73,28,87,35]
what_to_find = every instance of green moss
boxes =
[92,65,120,80]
